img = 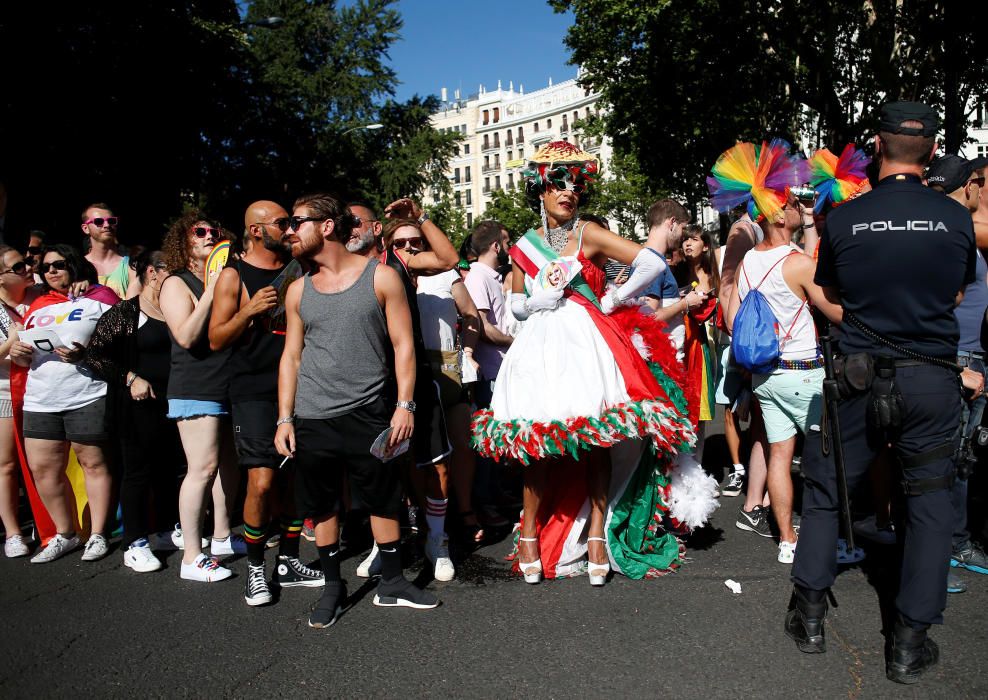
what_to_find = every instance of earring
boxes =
[539,200,550,234]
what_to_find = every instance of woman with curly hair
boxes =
[159,211,241,582]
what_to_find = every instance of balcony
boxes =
[482,140,501,152]
[560,124,569,134]
[482,165,499,174]
[482,186,491,194]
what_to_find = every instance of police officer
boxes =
[784,101,983,684]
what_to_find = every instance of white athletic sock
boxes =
[425,497,447,540]
[733,463,745,474]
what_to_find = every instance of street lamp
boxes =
[342,123,384,137]
[241,16,285,29]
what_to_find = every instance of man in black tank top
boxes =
[275,193,439,628]
[209,200,320,607]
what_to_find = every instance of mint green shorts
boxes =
[752,368,824,444]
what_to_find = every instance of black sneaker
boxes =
[244,563,273,607]
[373,576,440,609]
[308,582,346,629]
[736,505,773,538]
[721,471,744,497]
[951,540,988,575]
[276,555,325,588]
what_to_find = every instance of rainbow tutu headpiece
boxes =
[809,144,870,212]
[706,139,809,221]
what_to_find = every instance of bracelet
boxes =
[276,416,295,426]
[417,212,429,225]
[126,373,138,387]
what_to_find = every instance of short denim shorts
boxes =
[167,399,229,420]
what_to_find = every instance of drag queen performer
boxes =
[472,142,718,584]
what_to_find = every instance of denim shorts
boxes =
[24,396,109,442]
[167,399,229,420]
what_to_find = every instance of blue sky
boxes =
[386,0,576,102]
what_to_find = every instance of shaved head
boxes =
[244,200,290,255]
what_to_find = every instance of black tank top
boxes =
[383,249,428,368]
[228,259,300,401]
[166,270,232,401]
[135,315,171,397]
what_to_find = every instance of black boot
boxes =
[784,586,827,653]
[886,618,939,684]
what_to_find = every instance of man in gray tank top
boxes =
[275,193,439,628]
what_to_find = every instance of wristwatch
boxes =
[276,416,295,426]
[396,400,417,413]
[417,212,429,225]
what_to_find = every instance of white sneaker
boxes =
[150,524,207,551]
[778,540,797,564]
[81,533,109,561]
[356,542,381,578]
[426,536,455,582]
[30,533,80,563]
[5,534,30,558]
[180,553,232,582]
[211,534,247,556]
[124,541,162,573]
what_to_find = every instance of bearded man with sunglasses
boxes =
[81,203,140,299]
[276,194,439,628]
[208,200,321,606]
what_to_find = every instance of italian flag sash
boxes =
[509,229,601,310]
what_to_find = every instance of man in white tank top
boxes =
[726,192,843,564]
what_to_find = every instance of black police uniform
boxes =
[793,173,976,629]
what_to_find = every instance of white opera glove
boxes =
[602,249,666,314]
[510,287,564,321]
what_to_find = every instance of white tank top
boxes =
[736,244,818,363]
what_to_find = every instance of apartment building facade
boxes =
[426,75,613,229]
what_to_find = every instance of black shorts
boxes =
[232,400,280,468]
[294,397,402,518]
[23,396,110,442]
[413,376,452,468]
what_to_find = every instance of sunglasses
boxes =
[192,226,221,239]
[1,261,29,276]
[289,215,325,232]
[393,237,423,250]
[84,217,119,228]
[255,218,290,233]
[969,176,986,188]
[545,165,589,194]
[39,260,69,274]
[27,246,43,255]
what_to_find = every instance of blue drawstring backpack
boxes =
[731,252,803,374]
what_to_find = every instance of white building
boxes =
[426,74,612,230]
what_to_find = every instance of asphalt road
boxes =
[2,433,986,698]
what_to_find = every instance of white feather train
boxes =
[667,452,720,530]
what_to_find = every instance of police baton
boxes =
[820,334,855,551]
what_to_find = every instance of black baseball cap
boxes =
[880,101,939,137]
[926,154,988,193]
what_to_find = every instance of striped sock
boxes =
[425,497,447,542]
[243,521,268,565]
[279,518,303,559]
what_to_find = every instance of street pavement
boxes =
[2,445,987,697]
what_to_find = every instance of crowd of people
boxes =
[1,99,985,684]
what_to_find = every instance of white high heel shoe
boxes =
[587,536,610,587]
[518,536,543,584]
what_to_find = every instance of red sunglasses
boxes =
[192,226,221,239]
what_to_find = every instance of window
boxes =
[461,124,467,133]
[562,116,568,131]
[484,155,490,169]
[518,146,524,158]
[506,131,513,146]
[454,167,460,184]
[493,107,500,123]
[534,122,539,132]
[454,191,461,206]
[494,155,500,169]
[467,213,473,228]
[495,175,501,190]
[483,110,489,125]
[508,150,513,162]
[573,110,579,123]
[466,190,472,205]
[494,134,500,148]
[464,144,470,155]
[585,107,590,118]
[453,145,460,156]
[465,166,471,182]
[547,118,552,128]
[483,135,490,149]
[508,173,514,188]
[518,126,524,141]
[484,176,490,191]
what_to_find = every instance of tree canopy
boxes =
[550,0,988,206]
[0,0,458,247]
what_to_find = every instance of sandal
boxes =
[518,536,543,584]
[587,536,610,587]
[459,510,485,545]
